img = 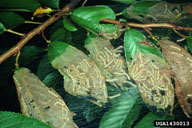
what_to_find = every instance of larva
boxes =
[49,42,108,105]
[85,37,132,89]
[128,51,174,112]
[13,67,78,128]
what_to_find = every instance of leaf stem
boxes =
[116,12,123,16]
[25,21,42,24]
[144,29,159,41]
[6,29,25,36]
[42,31,50,43]
[15,51,20,68]
[172,28,187,38]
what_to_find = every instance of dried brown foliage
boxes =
[158,40,192,118]
[13,68,78,128]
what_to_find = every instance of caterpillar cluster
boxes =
[85,37,133,90]
[50,43,108,105]
[13,68,78,128]
[63,58,108,104]
[128,51,174,110]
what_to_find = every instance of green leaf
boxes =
[71,26,87,51]
[110,0,136,4]
[0,57,15,87]
[72,5,115,23]
[37,54,59,88]
[48,19,63,35]
[0,12,25,28]
[135,112,174,128]
[0,22,6,34]
[0,0,40,12]
[187,36,192,53]
[100,87,140,128]
[65,95,105,127]
[19,45,44,66]
[42,71,59,88]
[133,1,160,15]
[122,100,142,128]
[0,111,51,128]
[63,16,78,32]
[0,9,32,12]
[124,28,162,61]
[71,5,117,34]
[50,28,72,43]
[83,103,104,122]
[48,42,69,63]
[37,54,55,80]
[38,0,60,8]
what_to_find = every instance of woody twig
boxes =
[0,0,81,64]
[100,18,192,31]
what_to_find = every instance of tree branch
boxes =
[0,0,81,64]
[100,18,192,31]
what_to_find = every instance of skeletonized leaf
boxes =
[85,35,133,89]
[13,67,78,128]
[158,40,192,118]
[132,1,160,15]
[123,1,180,23]
[128,51,174,114]
[48,42,108,105]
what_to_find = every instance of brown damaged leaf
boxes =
[85,37,132,89]
[99,25,123,40]
[51,44,108,105]
[128,51,174,111]
[13,68,78,128]
[158,40,192,118]
[125,2,181,23]
[182,3,192,14]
